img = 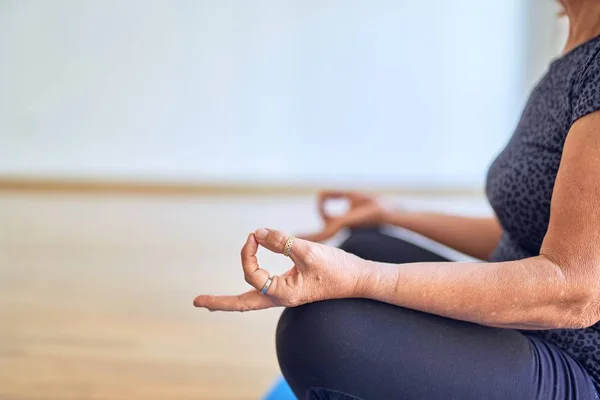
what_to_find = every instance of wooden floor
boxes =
[0,191,487,400]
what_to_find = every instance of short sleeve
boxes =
[572,49,600,124]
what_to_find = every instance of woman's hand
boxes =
[193,228,369,312]
[298,191,390,243]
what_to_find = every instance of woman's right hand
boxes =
[298,191,390,243]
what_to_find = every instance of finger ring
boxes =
[260,276,273,295]
[283,236,295,257]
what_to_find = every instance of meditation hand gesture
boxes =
[193,228,367,312]
[298,191,389,243]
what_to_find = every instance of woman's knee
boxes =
[276,298,395,397]
[275,301,334,374]
[275,299,362,395]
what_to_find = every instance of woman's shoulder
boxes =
[550,35,600,78]
[570,36,600,124]
[572,35,600,83]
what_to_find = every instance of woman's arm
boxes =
[360,111,600,329]
[360,256,578,329]
[195,111,600,331]
[302,192,502,260]
[383,212,502,261]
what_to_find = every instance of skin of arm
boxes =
[383,211,502,261]
[356,111,600,330]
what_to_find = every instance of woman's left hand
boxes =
[193,228,368,312]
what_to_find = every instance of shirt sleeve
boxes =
[571,48,600,124]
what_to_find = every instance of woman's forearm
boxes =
[358,256,595,330]
[383,211,502,260]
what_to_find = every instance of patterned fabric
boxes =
[486,34,600,389]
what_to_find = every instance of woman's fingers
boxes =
[240,233,271,291]
[317,190,350,221]
[254,228,311,263]
[299,202,377,243]
[193,290,277,312]
[296,221,342,243]
[193,233,307,313]
[338,202,378,227]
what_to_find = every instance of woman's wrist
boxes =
[352,259,399,300]
[380,205,405,227]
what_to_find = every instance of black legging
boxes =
[275,228,599,400]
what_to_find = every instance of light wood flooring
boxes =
[0,191,487,400]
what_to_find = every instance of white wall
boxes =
[523,0,566,93]
[0,0,557,188]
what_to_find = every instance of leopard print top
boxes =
[486,34,600,388]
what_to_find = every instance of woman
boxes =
[195,1,600,398]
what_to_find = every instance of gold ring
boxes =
[283,236,295,257]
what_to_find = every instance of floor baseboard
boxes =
[0,176,483,197]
